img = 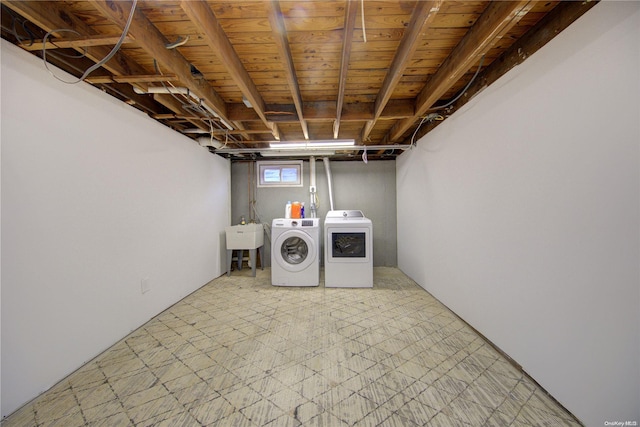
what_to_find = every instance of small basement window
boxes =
[257,160,303,188]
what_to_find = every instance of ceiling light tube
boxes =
[269,139,355,150]
[260,150,336,157]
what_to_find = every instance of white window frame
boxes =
[257,160,303,188]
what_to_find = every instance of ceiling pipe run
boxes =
[133,86,233,130]
[323,157,335,211]
[196,136,225,149]
[214,144,411,157]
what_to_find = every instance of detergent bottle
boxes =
[291,201,301,219]
[285,201,292,219]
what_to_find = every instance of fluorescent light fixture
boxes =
[260,150,336,157]
[269,139,355,150]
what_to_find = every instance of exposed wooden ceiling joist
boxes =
[3,0,148,82]
[89,0,230,125]
[333,0,358,139]
[410,0,600,142]
[1,0,596,160]
[386,0,535,143]
[180,0,278,141]
[266,0,309,141]
[361,0,442,142]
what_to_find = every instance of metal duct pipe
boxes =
[309,156,317,218]
[323,157,335,211]
[310,156,317,189]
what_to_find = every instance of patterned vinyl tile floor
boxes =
[2,267,582,426]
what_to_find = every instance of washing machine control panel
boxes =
[273,218,319,228]
[301,220,315,227]
[290,220,315,227]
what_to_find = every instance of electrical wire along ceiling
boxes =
[1,0,597,160]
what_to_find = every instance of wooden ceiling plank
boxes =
[89,0,230,123]
[3,0,148,81]
[387,0,534,142]
[266,0,309,140]
[180,0,278,140]
[334,0,358,139]
[362,0,442,142]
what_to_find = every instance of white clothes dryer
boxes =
[271,218,321,287]
[324,210,373,288]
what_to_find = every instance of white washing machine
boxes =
[324,210,373,288]
[271,218,321,287]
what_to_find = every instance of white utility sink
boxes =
[225,223,264,249]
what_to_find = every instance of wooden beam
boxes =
[84,76,124,84]
[185,129,274,136]
[361,0,441,141]
[333,0,358,139]
[226,100,414,123]
[180,0,278,140]
[266,0,309,140]
[405,0,599,144]
[386,0,534,142]
[90,0,229,123]
[19,35,133,51]
[154,96,250,148]
[3,1,148,82]
[153,114,202,120]
[85,74,178,84]
[153,94,210,133]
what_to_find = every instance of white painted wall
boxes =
[1,40,230,416]
[397,2,639,426]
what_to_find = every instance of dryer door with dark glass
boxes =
[325,226,371,264]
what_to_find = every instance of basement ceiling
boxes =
[1,0,596,161]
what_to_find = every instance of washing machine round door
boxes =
[273,229,317,272]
